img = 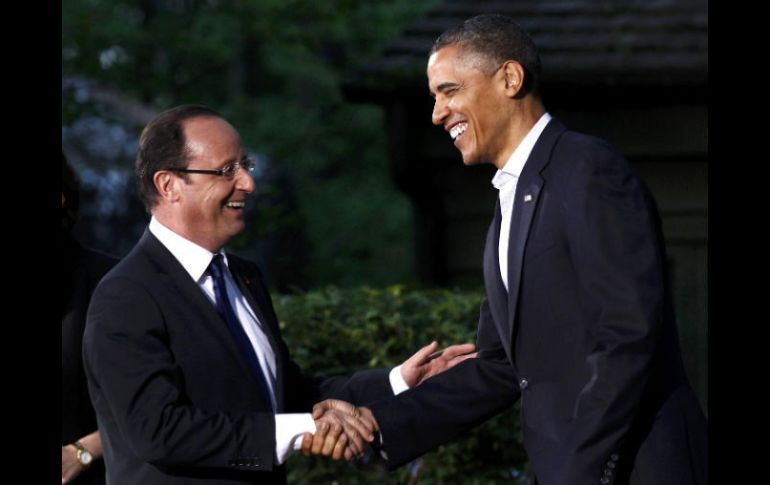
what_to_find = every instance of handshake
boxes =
[300,340,477,461]
[300,399,378,461]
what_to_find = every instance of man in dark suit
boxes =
[309,14,708,485]
[82,105,475,484]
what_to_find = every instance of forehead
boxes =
[183,116,240,144]
[427,45,482,90]
[183,116,242,160]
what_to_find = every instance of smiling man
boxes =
[309,14,708,485]
[82,105,476,485]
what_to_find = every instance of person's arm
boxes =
[276,341,476,463]
[240,259,478,464]
[83,277,277,472]
[61,430,101,484]
[304,297,519,467]
[556,143,666,484]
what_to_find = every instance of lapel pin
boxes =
[524,194,533,202]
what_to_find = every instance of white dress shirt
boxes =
[491,112,552,291]
[149,217,408,464]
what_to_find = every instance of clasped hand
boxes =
[300,399,377,461]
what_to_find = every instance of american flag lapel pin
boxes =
[524,194,533,202]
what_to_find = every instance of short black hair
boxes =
[136,104,222,211]
[431,14,542,97]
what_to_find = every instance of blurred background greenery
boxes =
[63,0,440,290]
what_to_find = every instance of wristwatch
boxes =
[72,441,93,468]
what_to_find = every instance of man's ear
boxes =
[502,60,526,98]
[153,170,181,203]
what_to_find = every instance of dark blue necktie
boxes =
[208,254,273,410]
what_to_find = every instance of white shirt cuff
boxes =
[274,413,316,465]
[389,365,410,395]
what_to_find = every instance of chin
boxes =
[460,154,482,166]
[222,222,245,241]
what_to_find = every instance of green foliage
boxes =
[63,0,442,288]
[275,285,529,484]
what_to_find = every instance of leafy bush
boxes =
[276,285,529,484]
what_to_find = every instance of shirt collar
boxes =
[149,216,228,282]
[491,112,552,190]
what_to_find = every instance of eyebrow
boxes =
[430,81,459,97]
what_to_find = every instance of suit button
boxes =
[519,378,529,390]
[604,468,613,476]
[607,461,616,469]
[600,478,610,485]
[610,453,619,461]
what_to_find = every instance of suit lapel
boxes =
[140,231,263,392]
[505,180,542,346]
[505,118,567,349]
[483,199,514,365]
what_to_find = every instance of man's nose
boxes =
[432,98,449,126]
[235,167,256,193]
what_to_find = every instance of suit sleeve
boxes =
[368,296,521,469]
[83,276,277,472]
[280,359,392,412]
[558,143,666,484]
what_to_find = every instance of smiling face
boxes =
[173,116,255,251]
[428,44,517,169]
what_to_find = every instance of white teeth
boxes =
[226,201,245,208]
[450,122,468,140]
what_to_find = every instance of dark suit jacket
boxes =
[369,119,707,485]
[83,230,392,484]
[62,231,117,485]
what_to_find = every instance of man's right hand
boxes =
[300,399,378,461]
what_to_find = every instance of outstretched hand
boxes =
[400,340,477,387]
